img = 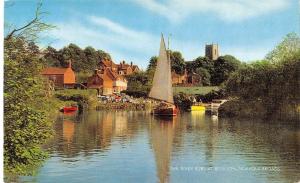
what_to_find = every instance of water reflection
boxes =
[21,111,300,183]
[150,116,176,183]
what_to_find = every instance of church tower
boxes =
[205,44,219,60]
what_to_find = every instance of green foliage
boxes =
[211,55,241,85]
[4,1,56,174]
[174,93,193,111]
[225,33,300,119]
[170,51,186,74]
[146,51,186,75]
[195,67,211,86]
[4,38,53,174]
[54,89,98,110]
[147,56,157,72]
[173,86,219,95]
[193,56,213,71]
[76,71,93,83]
[43,43,111,73]
[266,32,300,65]
[195,89,227,103]
[43,46,61,67]
[125,71,152,96]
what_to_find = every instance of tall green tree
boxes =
[43,46,61,67]
[170,51,186,74]
[266,32,300,65]
[4,1,54,174]
[211,55,241,85]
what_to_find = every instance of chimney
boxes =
[123,60,125,64]
[130,62,133,66]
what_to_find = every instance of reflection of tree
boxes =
[149,116,176,183]
[218,119,300,183]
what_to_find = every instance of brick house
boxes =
[87,68,128,95]
[99,58,139,76]
[41,62,75,88]
[172,71,187,85]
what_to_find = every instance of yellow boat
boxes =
[190,103,206,111]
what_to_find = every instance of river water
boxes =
[19,111,300,183]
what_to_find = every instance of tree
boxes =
[266,32,300,65]
[225,33,300,119]
[43,46,61,67]
[4,1,53,174]
[170,51,186,74]
[211,55,241,85]
[5,1,54,42]
[195,67,211,86]
[125,71,152,97]
[147,56,158,72]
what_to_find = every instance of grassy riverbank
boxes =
[173,86,219,95]
[219,99,300,121]
[54,89,98,111]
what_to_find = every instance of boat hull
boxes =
[153,106,177,116]
[63,106,78,113]
[191,105,206,111]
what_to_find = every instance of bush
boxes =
[174,93,193,111]
[121,90,148,98]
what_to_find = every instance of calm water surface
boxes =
[20,111,300,183]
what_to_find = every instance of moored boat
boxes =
[190,102,206,111]
[62,106,78,113]
[152,103,178,116]
[149,34,177,116]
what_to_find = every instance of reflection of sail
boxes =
[150,117,176,183]
[63,120,75,143]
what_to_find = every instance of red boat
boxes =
[152,104,178,116]
[62,106,78,113]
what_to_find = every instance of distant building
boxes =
[41,61,75,88]
[99,58,140,76]
[87,69,128,95]
[205,44,219,60]
[172,71,187,85]
[187,72,201,86]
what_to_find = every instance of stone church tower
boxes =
[205,44,219,60]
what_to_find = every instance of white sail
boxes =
[149,35,174,104]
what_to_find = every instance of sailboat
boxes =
[149,34,178,116]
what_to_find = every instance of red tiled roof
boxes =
[118,64,130,69]
[132,65,139,70]
[41,67,68,75]
[102,59,117,68]
[105,68,118,79]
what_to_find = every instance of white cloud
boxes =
[47,19,159,69]
[130,0,290,23]
[47,16,270,69]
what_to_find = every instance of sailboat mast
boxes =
[168,34,171,61]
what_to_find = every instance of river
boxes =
[19,111,300,183]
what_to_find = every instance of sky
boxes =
[4,0,300,69]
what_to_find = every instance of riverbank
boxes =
[218,99,300,122]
